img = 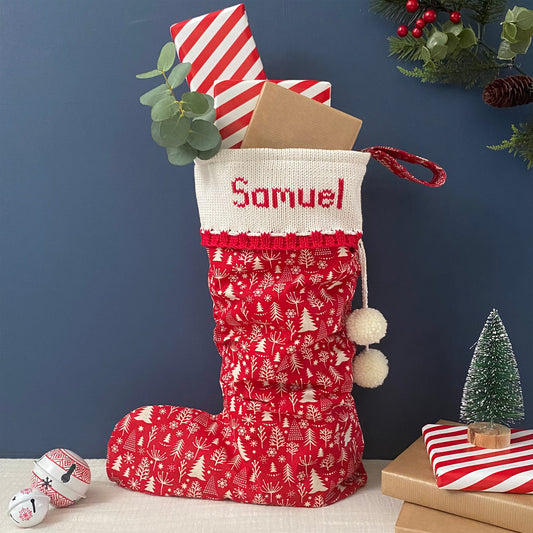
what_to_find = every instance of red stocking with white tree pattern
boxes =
[106,148,445,507]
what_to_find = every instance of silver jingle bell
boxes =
[8,488,49,528]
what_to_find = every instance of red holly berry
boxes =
[397,25,409,38]
[450,11,461,24]
[411,27,423,38]
[405,0,419,13]
[415,18,426,29]
[423,9,437,23]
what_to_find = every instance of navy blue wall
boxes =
[1,1,532,459]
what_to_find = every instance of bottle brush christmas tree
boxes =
[460,309,524,448]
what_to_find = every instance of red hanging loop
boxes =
[361,146,446,187]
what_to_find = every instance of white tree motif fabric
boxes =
[107,244,367,507]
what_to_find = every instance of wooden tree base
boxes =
[467,422,511,449]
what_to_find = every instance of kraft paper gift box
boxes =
[395,502,516,533]
[241,82,362,150]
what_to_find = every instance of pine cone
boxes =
[483,76,533,108]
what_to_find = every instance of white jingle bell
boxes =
[346,307,387,346]
[352,348,389,388]
[31,449,91,507]
[8,488,49,528]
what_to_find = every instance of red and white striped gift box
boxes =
[214,79,332,149]
[423,423,533,494]
[170,4,266,96]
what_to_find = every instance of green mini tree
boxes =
[460,309,524,428]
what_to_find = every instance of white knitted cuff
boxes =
[194,148,370,249]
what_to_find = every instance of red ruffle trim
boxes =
[200,230,362,250]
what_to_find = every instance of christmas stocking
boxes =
[106,147,445,507]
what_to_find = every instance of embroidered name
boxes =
[231,178,344,209]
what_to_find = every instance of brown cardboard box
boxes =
[382,421,533,533]
[396,503,517,533]
[240,82,362,150]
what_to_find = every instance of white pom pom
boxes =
[346,307,387,345]
[352,348,389,388]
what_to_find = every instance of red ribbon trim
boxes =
[201,230,362,250]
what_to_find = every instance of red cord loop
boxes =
[362,146,446,187]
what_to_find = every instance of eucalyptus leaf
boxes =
[187,119,221,151]
[151,121,165,147]
[515,26,533,44]
[193,106,217,123]
[458,28,477,49]
[197,137,222,160]
[136,69,161,79]
[505,7,519,23]
[151,115,190,147]
[498,39,516,60]
[202,94,215,111]
[445,33,459,55]
[502,22,518,42]
[205,94,215,109]
[166,143,198,166]
[182,92,210,117]
[157,42,176,72]
[420,46,431,63]
[427,30,448,50]
[151,94,179,121]
[515,8,533,31]
[510,38,531,55]
[430,44,448,61]
[140,84,170,107]
[442,20,464,36]
[193,94,216,122]
[167,63,191,89]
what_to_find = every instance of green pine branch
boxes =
[398,47,501,88]
[370,0,456,24]
[388,34,428,61]
[463,0,508,25]
[370,0,423,24]
[370,0,507,25]
[489,118,533,169]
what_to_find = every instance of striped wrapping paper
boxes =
[214,79,332,149]
[423,423,533,494]
[170,4,266,96]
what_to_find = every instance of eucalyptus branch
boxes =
[136,42,221,166]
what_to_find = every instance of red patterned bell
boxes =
[30,449,91,507]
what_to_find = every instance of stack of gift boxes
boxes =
[383,421,533,533]
[170,3,362,153]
